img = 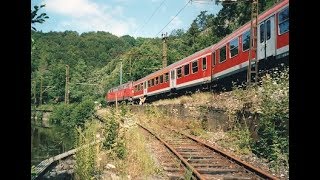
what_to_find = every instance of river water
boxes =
[31,124,75,166]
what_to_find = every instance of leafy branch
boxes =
[31,4,49,31]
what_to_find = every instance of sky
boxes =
[31,0,222,38]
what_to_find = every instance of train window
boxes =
[184,64,190,76]
[260,23,265,43]
[155,77,159,85]
[148,80,151,87]
[171,70,175,79]
[278,7,289,35]
[165,72,169,82]
[177,67,182,78]
[219,46,226,63]
[144,82,146,89]
[151,79,154,86]
[212,52,216,67]
[140,83,143,90]
[230,38,239,58]
[202,57,207,70]
[266,20,271,40]
[192,60,198,73]
[160,75,163,83]
[242,30,250,51]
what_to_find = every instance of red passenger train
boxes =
[106,0,289,104]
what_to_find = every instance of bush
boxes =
[103,115,119,150]
[228,124,252,154]
[253,67,289,170]
[70,99,95,128]
[50,103,75,128]
[50,100,95,128]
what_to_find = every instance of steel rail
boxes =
[167,126,279,180]
[138,123,205,180]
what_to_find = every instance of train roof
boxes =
[133,44,216,84]
[108,81,133,92]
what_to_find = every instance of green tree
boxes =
[46,64,66,103]
[169,29,185,37]
[70,99,95,128]
[195,11,208,31]
[187,21,200,46]
[31,4,49,31]
[50,103,75,129]
[70,60,90,102]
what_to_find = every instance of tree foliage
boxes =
[31,4,49,31]
[50,99,95,130]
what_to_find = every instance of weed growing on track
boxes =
[120,126,161,178]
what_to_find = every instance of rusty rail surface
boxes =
[168,127,279,180]
[138,123,205,180]
[138,123,279,180]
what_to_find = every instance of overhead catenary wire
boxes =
[133,0,168,37]
[191,1,215,5]
[155,0,192,37]
[191,0,214,2]
[191,0,214,3]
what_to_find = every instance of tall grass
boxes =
[74,121,102,180]
[252,68,289,172]
[121,127,160,178]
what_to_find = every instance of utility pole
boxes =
[33,80,37,105]
[40,76,43,106]
[201,0,259,85]
[120,61,123,85]
[162,32,168,68]
[115,93,118,110]
[65,65,70,104]
[129,58,132,81]
[246,0,259,85]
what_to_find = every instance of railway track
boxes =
[138,123,278,180]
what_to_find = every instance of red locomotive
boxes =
[106,0,289,104]
[106,81,133,103]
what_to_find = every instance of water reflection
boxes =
[31,125,75,166]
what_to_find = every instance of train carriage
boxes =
[106,0,289,104]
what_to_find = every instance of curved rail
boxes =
[138,123,205,180]
[138,123,279,180]
[167,127,279,180]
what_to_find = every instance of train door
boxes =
[170,69,176,88]
[257,15,276,60]
[211,52,216,81]
[143,81,147,96]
